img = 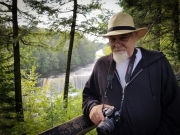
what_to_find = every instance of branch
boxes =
[0,2,12,10]
[59,0,73,7]
[0,9,11,12]
[20,39,31,46]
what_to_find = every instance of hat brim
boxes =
[99,27,148,40]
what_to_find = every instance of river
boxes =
[38,61,95,94]
[38,49,104,95]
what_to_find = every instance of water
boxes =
[38,49,104,95]
[39,61,96,94]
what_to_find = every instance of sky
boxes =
[78,0,122,12]
[79,0,122,43]
[17,0,122,43]
[76,0,122,43]
[17,0,122,26]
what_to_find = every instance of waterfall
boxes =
[38,62,95,95]
[38,49,104,95]
[70,74,90,90]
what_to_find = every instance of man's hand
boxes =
[89,104,112,125]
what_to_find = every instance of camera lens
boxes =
[96,118,115,134]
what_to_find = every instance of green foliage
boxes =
[6,66,82,134]
[77,38,96,66]
[119,0,180,73]
[0,25,97,134]
[0,65,83,134]
[102,44,112,55]
[86,129,97,135]
[0,34,16,134]
[27,33,97,75]
[0,1,125,135]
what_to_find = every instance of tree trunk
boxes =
[154,0,161,51]
[12,0,24,121]
[173,0,180,60]
[63,0,77,108]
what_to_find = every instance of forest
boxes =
[0,0,180,134]
[23,32,101,76]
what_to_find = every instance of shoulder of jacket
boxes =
[138,47,165,58]
[137,47,165,68]
[138,47,164,55]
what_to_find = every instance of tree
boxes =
[119,0,180,72]
[0,28,16,134]
[12,0,24,122]
[0,0,24,122]
[1,0,115,116]
[19,0,114,107]
[0,1,57,133]
[58,0,113,107]
[63,0,77,107]
[173,0,180,60]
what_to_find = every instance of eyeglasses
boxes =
[108,33,131,45]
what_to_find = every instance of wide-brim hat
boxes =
[99,13,148,39]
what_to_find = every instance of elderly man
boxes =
[82,13,180,135]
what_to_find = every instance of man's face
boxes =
[108,33,136,57]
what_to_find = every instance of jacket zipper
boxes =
[121,69,143,134]
[115,69,143,99]
[122,69,143,107]
[125,69,143,88]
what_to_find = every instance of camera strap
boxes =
[125,49,137,83]
[103,54,115,110]
[103,49,137,105]
[100,49,138,130]
[105,54,115,97]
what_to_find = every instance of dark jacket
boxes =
[82,47,180,135]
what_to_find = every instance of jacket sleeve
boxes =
[82,68,100,117]
[156,57,180,135]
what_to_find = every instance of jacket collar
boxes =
[137,47,165,68]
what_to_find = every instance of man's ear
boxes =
[132,32,138,41]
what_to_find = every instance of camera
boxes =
[96,107,120,134]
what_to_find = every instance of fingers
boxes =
[89,104,113,125]
[103,104,112,109]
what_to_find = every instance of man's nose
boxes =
[114,40,122,47]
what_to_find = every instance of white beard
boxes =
[113,51,129,64]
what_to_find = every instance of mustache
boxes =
[113,47,126,51]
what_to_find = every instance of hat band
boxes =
[108,26,136,32]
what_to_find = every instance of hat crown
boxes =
[98,12,148,39]
[108,13,135,29]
